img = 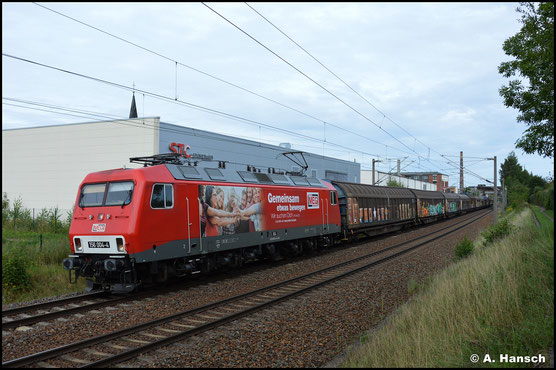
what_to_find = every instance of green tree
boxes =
[528,173,547,190]
[499,151,527,185]
[387,178,405,187]
[508,179,530,208]
[10,197,24,229]
[2,193,9,227]
[499,151,549,208]
[498,2,554,158]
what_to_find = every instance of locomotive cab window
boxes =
[105,182,134,206]
[330,191,338,205]
[79,183,106,207]
[79,181,134,208]
[151,184,174,209]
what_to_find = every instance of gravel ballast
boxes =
[2,211,493,367]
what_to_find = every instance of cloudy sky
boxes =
[2,2,553,187]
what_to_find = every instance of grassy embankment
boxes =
[540,208,554,220]
[2,229,86,305]
[343,206,554,367]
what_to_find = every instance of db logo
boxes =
[92,224,106,232]
[307,193,320,209]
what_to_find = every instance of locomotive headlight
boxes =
[116,237,125,252]
[74,238,83,252]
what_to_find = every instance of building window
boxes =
[325,170,348,182]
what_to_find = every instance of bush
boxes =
[2,192,9,227]
[529,182,554,211]
[547,184,554,210]
[387,179,405,187]
[482,218,513,246]
[2,255,32,292]
[454,237,474,261]
[2,193,73,233]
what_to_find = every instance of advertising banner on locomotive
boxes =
[199,184,326,237]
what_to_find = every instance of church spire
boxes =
[129,83,138,118]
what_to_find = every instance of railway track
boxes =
[2,292,117,331]
[2,208,490,368]
[1,209,482,332]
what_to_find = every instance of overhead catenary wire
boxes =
[3,97,123,121]
[30,2,480,180]
[2,102,116,122]
[244,2,422,147]
[1,98,327,170]
[3,96,401,165]
[6,97,438,176]
[203,3,494,185]
[30,2,411,162]
[14,4,495,184]
[2,54,400,165]
[239,3,496,184]
[202,2,435,165]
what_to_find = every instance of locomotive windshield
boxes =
[105,182,134,206]
[79,181,134,208]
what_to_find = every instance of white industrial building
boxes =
[2,116,361,212]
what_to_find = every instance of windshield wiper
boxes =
[121,190,132,208]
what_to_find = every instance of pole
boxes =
[493,156,497,224]
[372,159,382,185]
[502,178,506,210]
[372,159,376,185]
[460,151,464,194]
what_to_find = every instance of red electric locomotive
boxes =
[63,154,342,292]
[63,153,491,293]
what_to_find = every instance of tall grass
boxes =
[2,192,87,304]
[343,208,554,367]
[2,230,86,304]
[2,230,70,265]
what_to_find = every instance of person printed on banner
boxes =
[202,185,239,237]
[235,188,251,233]
[241,187,263,232]
[222,189,239,235]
